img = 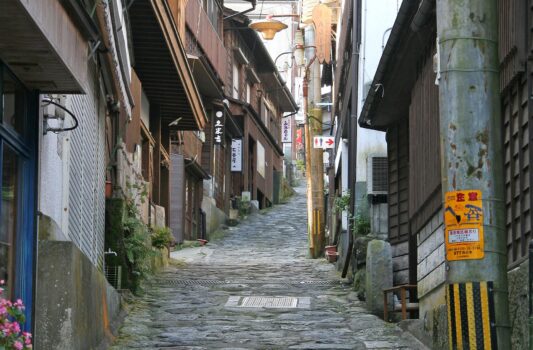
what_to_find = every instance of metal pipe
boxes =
[437,0,510,348]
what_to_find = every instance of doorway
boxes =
[0,63,38,330]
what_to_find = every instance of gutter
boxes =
[227,96,285,156]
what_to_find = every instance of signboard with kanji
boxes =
[231,139,242,172]
[282,118,292,143]
[444,190,484,261]
[313,136,334,149]
[214,110,224,145]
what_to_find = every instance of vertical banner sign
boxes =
[444,190,484,261]
[282,118,292,143]
[230,139,242,172]
[214,110,224,145]
[296,128,303,146]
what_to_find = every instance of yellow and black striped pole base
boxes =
[446,282,497,350]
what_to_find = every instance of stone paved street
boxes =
[110,186,427,350]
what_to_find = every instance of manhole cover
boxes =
[225,296,311,309]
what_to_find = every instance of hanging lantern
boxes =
[249,19,288,40]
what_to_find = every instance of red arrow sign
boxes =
[325,138,334,146]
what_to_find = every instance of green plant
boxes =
[352,213,371,236]
[151,226,172,249]
[333,190,351,214]
[295,159,305,172]
[123,201,154,291]
[0,282,32,349]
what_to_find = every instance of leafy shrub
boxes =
[151,226,172,249]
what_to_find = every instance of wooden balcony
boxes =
[185,0,227,83]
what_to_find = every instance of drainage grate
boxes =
[225,296,311,309]
[162,279,226,286]
[160,279,337,286]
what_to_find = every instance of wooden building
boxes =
[224,11,298,209]
[359,0,532,347]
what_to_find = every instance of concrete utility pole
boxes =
[437,0,510,348]
[304,25,325,258]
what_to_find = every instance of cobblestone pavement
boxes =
[110,186,427,350]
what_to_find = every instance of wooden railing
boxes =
[185,0,227,82]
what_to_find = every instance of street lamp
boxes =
[248,14,299,40]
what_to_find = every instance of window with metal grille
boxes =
[367,156,388,195]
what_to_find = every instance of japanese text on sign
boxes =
[231,139,242,172]
[444,190,484,261]
[214,111,224,145]
[282,118,292,143]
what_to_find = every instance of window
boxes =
[246,83,251,104]
[1,68,26,135]
[232,63,240,99]
[0,146,19,298]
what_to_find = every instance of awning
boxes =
[185,158,210,180]
[187,54,223,99]
[129,0,207,130]
[0,0,88,92]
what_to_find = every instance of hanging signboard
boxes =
[313,136,335,149]
[231,139,242,172]
[444,190,484,261]
[214,110,224,145]
[282,118,292,143]
[313,4,332,64]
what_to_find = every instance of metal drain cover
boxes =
[225,296,311,309]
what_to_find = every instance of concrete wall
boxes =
[202,196,227,236]
[508,260,529,350]
[35,241,123,350]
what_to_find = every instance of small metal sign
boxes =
[313,136,334,149]
[444,190,484,261]
[282,118,292,143]
[214,110,224,145]
[231,139,242,172]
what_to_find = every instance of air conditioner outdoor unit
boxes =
[367,156,388,195]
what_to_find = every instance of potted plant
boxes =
[325,250,339,263]
[0,281,32,349]
[105,180,113,199]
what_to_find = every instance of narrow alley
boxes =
[110,187,425,350]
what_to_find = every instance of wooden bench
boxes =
[383,284,419,321]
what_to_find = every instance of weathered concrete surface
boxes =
[35,241,124,350]
[508,260,529,350]
[365,240,393,315]
[111,186,426,349]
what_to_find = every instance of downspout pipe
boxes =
[224,0,256,21]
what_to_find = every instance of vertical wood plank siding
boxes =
[498,0,526,91]
[185,0,227,82]
[387,119,409,244]
[502,76,531,266]
[408,50,442,235]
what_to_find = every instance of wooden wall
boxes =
[408,50,442,235]
[387,119,409,244]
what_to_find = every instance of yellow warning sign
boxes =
[444,190,484,261]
